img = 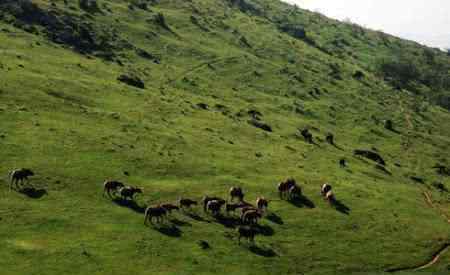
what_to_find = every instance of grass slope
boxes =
[0,1,449,274]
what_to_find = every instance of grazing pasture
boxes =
[0,0,449,274]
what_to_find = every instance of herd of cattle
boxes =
[8,168,336,244]
[103,177,336,244]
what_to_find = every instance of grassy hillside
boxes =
[0,0,449,274]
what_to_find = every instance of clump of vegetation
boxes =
[117,74,145,89]
[278,24,306,39]
[79,0,101,13]
[377,50,450,109]
[154,12,171,32]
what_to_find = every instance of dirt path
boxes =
[415,244,450,270]
[386,243,450,273]
[423,191,450,224]
[386,98,450,272]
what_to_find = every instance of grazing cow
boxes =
[325,191,335,204]
[321,183,332,196]
[144,205,167,225]
[229,187,244,202]
[9,168,34,189]
[225,202,246,215]
[301,129,313,143]
[161,203,180,214]
[240,205,258,216]
[238,226,257,244]
[206,200,226,216]
[339,158,347,168]
[278,177,296,198]
[119,186,142,200]
[326,133,334,145]
[179,198,197,209]
[288,184,302,200]
[202,196,225,212]
[103,180,125,197]
[256,197,269,212]
[242,210,262,224]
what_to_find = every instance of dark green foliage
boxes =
[79,0,101,13]
[227,0,265,16]
[0,1,130,58]
[278,24,306,39]
[154,12,170,31]
[117,74,145,89]
[378,51,450,109]
[379,55,422,88]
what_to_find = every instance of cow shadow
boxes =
[265,213,283,225]
[254,224,274,236]
[112,198,146,214]
[289,195,315,208]
[332,143,345,151]
[18,187,48,199]
[248,245,278,258]
[169,217,192,227]
[311,140,320,147]
[331,200,350,215]
[216,214,241,228]
[387,128,401,135]
[153,224,182,238]
[184,212,210,223]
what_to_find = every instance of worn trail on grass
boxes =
[386,99,450,272]
[386,243,450,273]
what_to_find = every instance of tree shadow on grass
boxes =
[265,213,283,225]
[248,245,278,258]
[112,198,146,214]
[331,200,350,215]
[18,187,48,199]
[289,195,315,208]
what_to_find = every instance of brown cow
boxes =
[9,168,34,189]
[229,187,244,202]
[161,203,180,214]
[144,205,167,225]
[103,180,125,197]
[325,191,335,204]
[241,210,262,224]
[238,226,257,244]
[202,196,225,212]
[119,186,142,200]
[288,184,302,200]
[321,183,332,196]
[206,200,226,216]
[225,203,246,215]
[256,197,269,212]
[278,178,296,199]
[179,198,197,209]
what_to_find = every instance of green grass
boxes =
[0,0,449,274]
